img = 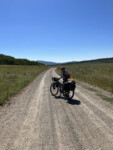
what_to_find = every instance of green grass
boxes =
[82,86,113,103]
[57,62,113,93]
[0,65,49,105]
[83,87,97,92]
[97,93,113,103]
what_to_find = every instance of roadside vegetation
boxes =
[0,65,48,105]
[83,86,113,104]
[57,61,113,93]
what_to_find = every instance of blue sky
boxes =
[0,0,113,62]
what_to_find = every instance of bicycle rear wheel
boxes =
[68,90,74,99]
[63,90,74,99]
[50,83,58,96]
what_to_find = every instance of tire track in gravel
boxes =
[0,68,113,150]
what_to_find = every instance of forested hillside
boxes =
[0,54,44,66]
[80,57,113,63]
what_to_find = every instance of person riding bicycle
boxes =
[50,67,75,98]
[59,67,72,97]
[60,67,70,83]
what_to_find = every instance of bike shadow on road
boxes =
[55,96,81,105]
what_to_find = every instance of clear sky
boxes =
[0,0,113,62]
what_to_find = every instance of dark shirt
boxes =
[62,71,69,82]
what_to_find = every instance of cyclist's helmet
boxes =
[60,67,65,71]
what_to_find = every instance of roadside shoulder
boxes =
[77,80,113,105]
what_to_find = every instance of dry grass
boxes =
[0,65,48,105]
[57,62,113,93]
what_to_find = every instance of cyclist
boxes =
[60,67,70,83]
[59,67,71,97]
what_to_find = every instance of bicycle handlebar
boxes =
[52,77,60,82]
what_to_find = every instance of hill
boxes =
[37,57,113,66]
[37,60,78,65]
[0,54,44,66]
[37,60,57,65]
[79,57,113,63]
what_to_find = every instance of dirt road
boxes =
[0,68,113,150]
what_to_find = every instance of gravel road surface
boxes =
[0,68,113,150]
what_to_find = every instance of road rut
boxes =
[0,68,113,150]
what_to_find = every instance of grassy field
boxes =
[0,65,49,105]
[57,62,113,93]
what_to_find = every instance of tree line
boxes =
[0,54,44,66]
